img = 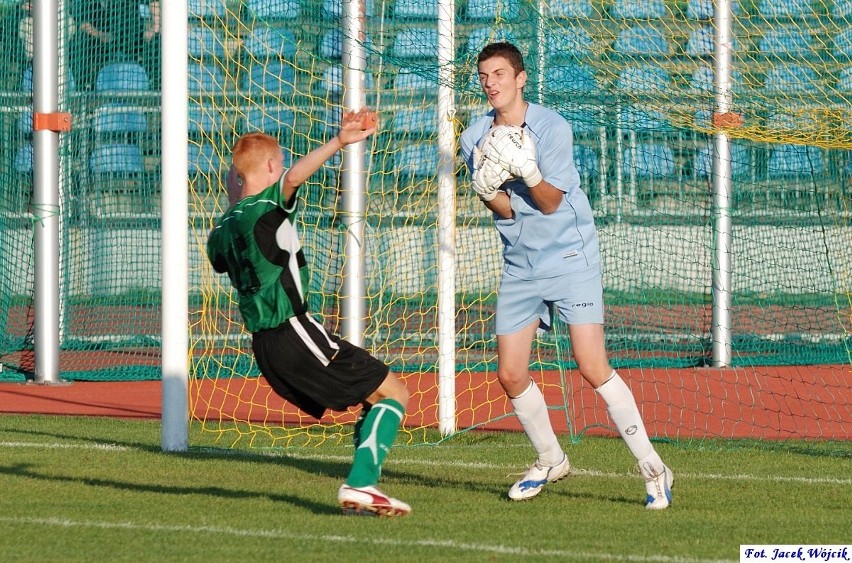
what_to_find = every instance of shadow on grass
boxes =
[0,461,341,515]
[0,421,658,508]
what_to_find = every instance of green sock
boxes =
[346,398,404,488]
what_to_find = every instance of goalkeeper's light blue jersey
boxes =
[460,102,600,280]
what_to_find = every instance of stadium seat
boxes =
[466,27,517,55]
[188,103,223,136]
[188,62,226,95]
[391,108,437,137]
[93,104,148,136]
[320,29,374,59]
[689,66,715,92]
[394,67,436,95]
[761,63,819,93]
[757,0,814,17]
[467,0,521,20]
[613,25,671,57]
[188,27,227,60]
[394,143,440,178]
[616,64,671,92]
[18,109,32,135]
[310,106,344,149]
[765,108,820,134]
[243,105,297,135]
[547,27,595,58]
[767,145,824,177]
[759,26,815,57]
[694,142,751,179]
[21,64,76,92]
[685,26,713,57]
[573,144,599,179]
[95,62,150,92]
[394,0,439,18]
[89,144,144,174]
[837,67,852,92]
[13,144,32,175]
[89,144,154,217]
[622,142,675,178]
[188,143,224,176]
[545,63,599,95]
[691,109,709,129]
[188,0,228,19]
[619,105,672,132]
[832,0,852,19]
[547,0,595,18]
[684,28,737,58]
[557,103,600,135]
[242,61,296,96]
[246,0,301,20]
[834,28,852,58]
[689,65,743,93]
[393,28,439,59]
[243,26,298,60]
[686,0,739,18]
[317,65,375,96]
[612,0,666,19]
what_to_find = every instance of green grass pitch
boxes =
[0,415,848,561]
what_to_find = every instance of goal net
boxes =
[0,0,848,446]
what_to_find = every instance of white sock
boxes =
[596,371,663,470]
[510,381,564,466]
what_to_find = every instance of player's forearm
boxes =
[483,191,512,218]
[528,180,562,214]
[282,136,344,190]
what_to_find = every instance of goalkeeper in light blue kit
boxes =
[460,42,673,509]
[207,109,411,517]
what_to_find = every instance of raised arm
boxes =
[281,108,378,201]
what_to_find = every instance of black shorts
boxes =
[252,313,389,420]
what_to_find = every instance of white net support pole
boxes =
[32,0,61,384]
[161,0,189,452]
[711,0,735,367]
[340,0,369,347]
[437,0,457,435]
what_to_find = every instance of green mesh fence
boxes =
[0,0,849,442]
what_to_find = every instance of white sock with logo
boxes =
[595,371,663,471]
[510,380,564,467]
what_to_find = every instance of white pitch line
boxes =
[0,441,130,452]
[3,441,849,486]
[206,449,852,486]
[0,516,736,563]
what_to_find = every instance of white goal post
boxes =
[160,0,460,450]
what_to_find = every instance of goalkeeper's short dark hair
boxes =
[478,42,525,75]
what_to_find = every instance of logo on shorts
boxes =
[572,302,595,308]
[563,250,579,259]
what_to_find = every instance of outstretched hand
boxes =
[338,108,379,146]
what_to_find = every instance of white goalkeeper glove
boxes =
[472,143,510,201]
[482,125,543,187]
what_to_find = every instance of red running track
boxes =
[1,365,849,441]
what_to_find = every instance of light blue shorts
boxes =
[495,264,604,335]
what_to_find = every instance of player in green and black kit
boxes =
[207,109,412,517]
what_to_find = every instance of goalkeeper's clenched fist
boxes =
[472,142,511,201]
[477,125,543,188]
